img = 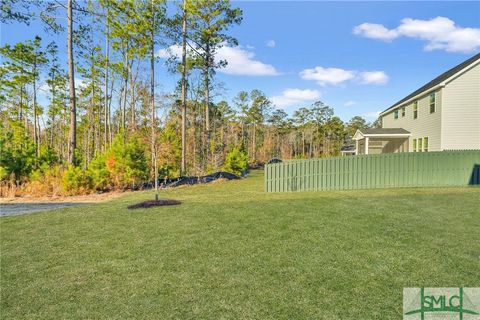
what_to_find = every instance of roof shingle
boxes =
[360,128,410,135]
[381,53,480,115]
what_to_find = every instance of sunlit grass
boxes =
[1,171,479,319]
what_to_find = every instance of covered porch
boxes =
[353,128,410,155]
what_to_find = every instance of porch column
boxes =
[355,139,359,155]
[365,137,369,155]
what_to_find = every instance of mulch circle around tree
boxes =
[127,199,182,209]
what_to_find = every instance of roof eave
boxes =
[379,84,444,117]
[379,56,480,117]
[362,133,411,137]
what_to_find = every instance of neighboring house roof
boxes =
[360,128,410,135]
[380,52,480,116]
[353,128,411,140]
[341,145,356,152]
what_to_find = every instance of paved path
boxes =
[0,203,88,217]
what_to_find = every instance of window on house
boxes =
[429,92,436,113]
[413,101,418,119]
[401,106,405,117]
[413,139,417,152]
[418,138,423,152]
[394,110,399,119]
[424,137,429,152]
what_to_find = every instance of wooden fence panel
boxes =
[265,150,480,192]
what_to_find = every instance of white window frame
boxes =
[429,93,436,114]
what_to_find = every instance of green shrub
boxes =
[0,166,8,181]
[38,146,59,168]
[30,169,43,182]
[105,134,148,188]
[223,147,248,176]
[0,122,36,179]
[88,154,111,191]
[62,166,91,194]
[30,162,52,181]
[157,121,181,179]
[124,137,148,185]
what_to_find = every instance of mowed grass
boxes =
[1,171,479,319]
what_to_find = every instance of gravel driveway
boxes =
[0,203,88,217]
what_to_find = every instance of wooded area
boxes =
[0,0,378,196]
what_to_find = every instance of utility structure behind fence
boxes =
[264,150,480,192]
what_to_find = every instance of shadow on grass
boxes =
[127,199,182,209]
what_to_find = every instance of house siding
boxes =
[381,89,442,152]
[441,62,480,150]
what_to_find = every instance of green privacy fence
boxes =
[264,150,480,192]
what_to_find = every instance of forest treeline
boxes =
[0,0,378,196]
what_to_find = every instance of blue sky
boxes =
[2,1,480,122]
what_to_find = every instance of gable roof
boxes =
[353,128,410,140]
[360,128,410,135]
[380,52,480,116]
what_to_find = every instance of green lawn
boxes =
[1,171,479,319]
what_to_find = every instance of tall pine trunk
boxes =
[204,63,209,133]
[122,48,128,133]
[204,44,210,171]
[19,85,23,122]
[108,75,114,143]
[67,0,77,165]
[252,123,256,163]
[104,6,110,150]
[33,57,39,158]
[49,66,56,149]
[88,41,96,163]
[129,61,137,132]
[180,0,187,175]
[150,0,159,201]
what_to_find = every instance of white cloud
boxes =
[37,82,50,105]
[300,66,389,86]
[353,17,480,53]
[359,71,389,84]
[156,44,279,76]
[363,111,381,119]
[344,100,355,107]
[156,45,182,59]
[270,88,321,108]
[300,66,356,86]
[75,78,87,90]
[38,82,50,93]
[353,23,398,41]
[37,78,84,100]
[216,46,279,76]
[266,40,276,48]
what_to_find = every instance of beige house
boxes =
[354,53,480,155]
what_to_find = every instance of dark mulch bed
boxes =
[163,171,241,188]
[127,199,182,209]
[266,158,282,165]
[139,171,242,190]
